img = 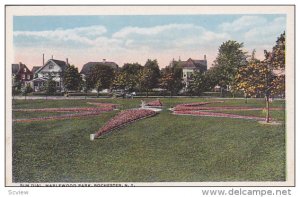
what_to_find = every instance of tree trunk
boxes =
[97,90,99,98]
[146,90,148,98]
[265,95,270,123]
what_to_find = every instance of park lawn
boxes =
[12,98,286,182]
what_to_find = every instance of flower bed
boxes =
[14,111,103,123]
[94,109,157,138]
[175,101,224,107]
[172,101,282,121]
[145,99,163,107]
[87,102,119,109]
[174,106,285,111]
[13,107,113,113]
[174,110,266,121]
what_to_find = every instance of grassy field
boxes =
[11,98,286,182]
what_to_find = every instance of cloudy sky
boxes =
[13,14,286,70]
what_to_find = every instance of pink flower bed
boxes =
[172,101,282,121]
[145,99,163,107]
[14,111,103,123]
[87,102,119,109]
[14,107,113,113]
[174,106,285,111]
[174,110,266,121]
[94,109,157,138]
[176,101,224,107]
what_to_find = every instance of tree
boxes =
[144,59,161,89]
[121,63,143,75]
[160,66,183,96]
[95,79,103,98]
[212,40,248,95]
[63,64,81,92]
[21,83,33,100]
[86,64,115,95]
[186,71,208,96]
[112,72,128,91]
[138,68,153,97]
[45,78,57,96]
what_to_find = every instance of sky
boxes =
[13,14,286,70]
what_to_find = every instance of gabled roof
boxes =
[31,66,42,74]
[177,58,207,71]
[80,61,118,74]
[12,63,32,74]
[35,59,68,74]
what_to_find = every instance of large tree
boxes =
[212,40,248,93]
[137,68,153,97]
[63,64,81,92]
[186,71,208,96]
[160,64,183,96]
[144,59,161,89]
[234,32,285,123]
[121,63,143,75]
[86,64,115,96]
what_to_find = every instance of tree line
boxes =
[16,32,285,106]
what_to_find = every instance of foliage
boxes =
[186,71,208,96]
[45,79,57,95]
[86,64,115,91]
[112,71,137,92]
[21,84,33,96]
[211,40,248,89]
[160,65,183,96]
[144,59,161,89]
[137,68,154,97]
[63,64,81,92]
[121,63,143,75]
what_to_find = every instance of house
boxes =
[30,58,69,92]
[31,66,41,78]
[80,59,118,81]
[173,55,207,89]
[12,62,33,87]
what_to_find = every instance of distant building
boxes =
[30,58,69,92]
[172,55,208,89]
[12,62,33,87]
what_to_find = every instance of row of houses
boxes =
[12,55,207,92]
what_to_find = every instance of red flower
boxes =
[94,109,157,138]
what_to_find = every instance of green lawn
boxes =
[11,98,286,182]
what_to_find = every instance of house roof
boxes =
[80,61,118,74]
[177,58,207,71]
[12,63,32,74]
[31,66,41,74]
[34,59,69,74]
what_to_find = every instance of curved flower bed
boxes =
[94,109,157,138]
[145,99,163,107]
[14,111,104,123]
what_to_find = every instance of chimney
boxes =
[51,55,53,59]
[66,58,69,65]
[43,53,45,66]
[103,59,106,63]
[204,55,207,61]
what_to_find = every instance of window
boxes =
[49,64,54,69]
[27,75,31,80]
[23,68,26,72]
[22,74,25,79]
